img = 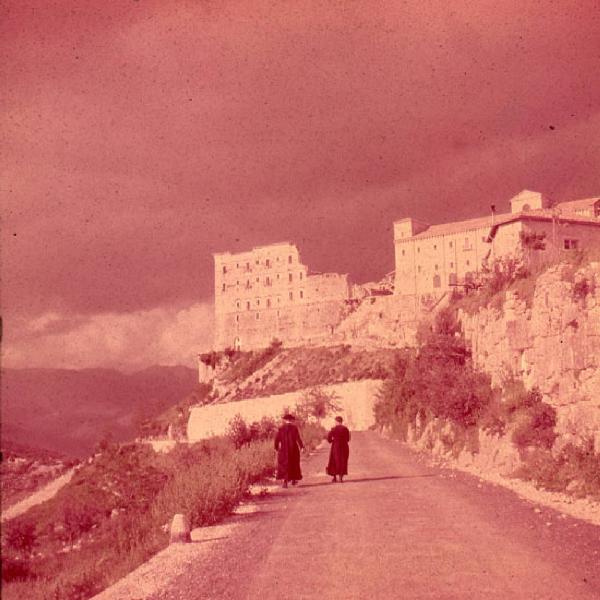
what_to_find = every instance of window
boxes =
[222,283,226,291]
[255,259,259,265]
[417,247,420,253]
[433,244,437,250]
[481,236,487,243]
[564,239,579,250]
[299,272,303,280]
[256,312,260,320]
[466,260,470,266]
[246,301,250,310]
[222,266,227,274]
[289,291,293,300]
[402,249,405,256]
[433,274,441,288]
[288,255,293,264]
[267,298,271,308]
[236,301,240,309]
[246,279,250,288]
[434,264,438,271]
[417,265,421,273]
[246,262,250,270]
[236,280,239,286]
[450,262,454,269]
[266,259,271,268]
[289,273,293,282]
[256,299,260,306]
[300,290,304,299]
[236,263,239,268]
[277,274,280,280]
[449,273,457,286]
[449,241,453,248]
[236,315,239,323]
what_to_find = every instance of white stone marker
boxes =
[169,513,191,543]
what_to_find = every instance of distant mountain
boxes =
[1,365,198,457]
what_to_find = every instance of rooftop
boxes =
[396,194,600,241]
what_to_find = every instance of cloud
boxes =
[3,303,214,371]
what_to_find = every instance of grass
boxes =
[1,437,276,600]
[2,410,327,600]
[224,345,401,401]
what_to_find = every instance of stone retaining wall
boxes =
[187,379,382,441]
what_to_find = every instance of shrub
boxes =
[1,436,277,599]
[374,311,493,436]
[296,387,341,422]
[516,439,600,500]
[572,277,595,302]
[2,520,37,558]
[503,385,557,451]
[226,414,277,448]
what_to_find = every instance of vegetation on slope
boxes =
[450,248,599,316]
[374,308,600,501]
[1,399,328,600]
[210,342,402,402]
[1,443,77,510]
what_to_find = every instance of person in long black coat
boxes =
[274,414,304,488]
[326,416,350,482]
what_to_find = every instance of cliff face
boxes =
[459,261,600,448]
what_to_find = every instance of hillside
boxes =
[1,366,198,457]
[203,344,404,403]
[1,442,74,510]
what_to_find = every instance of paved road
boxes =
[152,432,600,600]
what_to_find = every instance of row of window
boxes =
[414,260,470,274]
[222,255,294,274]
[221,271,304,292]
[402,236,580,258]
[401,237,484,257]
[235,310,281,323]
[234,290,305,310]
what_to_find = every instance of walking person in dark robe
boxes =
[274,414,304,488]
[327,416,350,483]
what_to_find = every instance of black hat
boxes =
[282,413,295,421]
[335,416,343,423]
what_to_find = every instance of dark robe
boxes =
[326,424,350,476]
[275,423,304,481]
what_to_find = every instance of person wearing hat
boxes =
[274,413,304,488]
[326,416,350,483]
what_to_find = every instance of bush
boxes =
[572,277,595,302]
[1,436,277,599]
[296,387,341,422]
[226,415,277,449]
[374,311,493,437]
[516,439,600,500]
[502,385,557,451]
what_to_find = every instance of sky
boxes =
[2,0,600,370]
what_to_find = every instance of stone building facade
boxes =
[394,190,600,297]
[213,242,350,350]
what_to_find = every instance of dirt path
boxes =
[1,469,74,522]
[136,432,600,599]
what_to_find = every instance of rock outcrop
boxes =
[459,261,600,449]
